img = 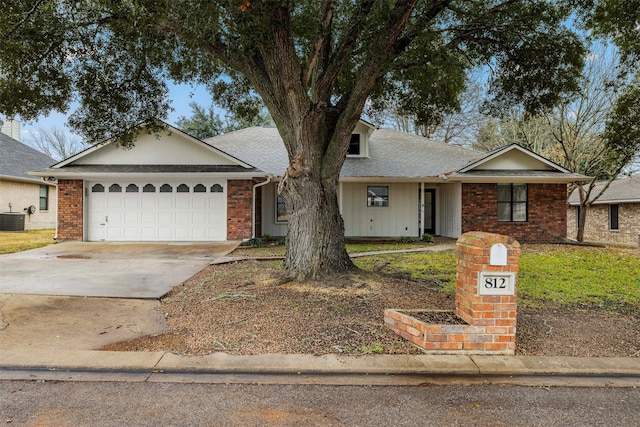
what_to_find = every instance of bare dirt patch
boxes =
[102,259,640,357]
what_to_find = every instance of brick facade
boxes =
[462,183,567,242]
[57,179,84,241]
[567,202,640,246]
[227,179,254,240]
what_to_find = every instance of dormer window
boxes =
[347,134,362,156]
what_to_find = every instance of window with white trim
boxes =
[367,186,389,207]
[347,134,362,156]
[609,204,619,230]
[39,185,49,211]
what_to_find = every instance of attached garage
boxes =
[86,180,227,241]
[33,124,266,242]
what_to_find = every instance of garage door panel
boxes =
[158,227,174,240]
[141,197,157,209]
[175,197,191,209]
[192,212,207,225]
[140,228,157,240]
[141,211,157,224]
[124,197,139,209]
[158,211,174,224]
[124,227,141,240]
[175,212,191,224]
[88,181,228,242]
[175,227,191,240]
[192,198,207,209]
[158,197,174,209]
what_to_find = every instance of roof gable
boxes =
[55,124,253,169]
[458,144,571,173]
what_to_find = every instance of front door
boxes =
[421,188,436,235]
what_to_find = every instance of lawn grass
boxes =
[518,245,640,307]
[352,244,640,308]
[0,229,56,254]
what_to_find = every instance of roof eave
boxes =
[29,170,268,180]
[448,173,591,184]
[569,198,640,205]
[1,174,55,186]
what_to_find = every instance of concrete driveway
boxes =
[0,241,240,299]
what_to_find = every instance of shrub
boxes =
[421,233,433,242]
[242,237,264,247]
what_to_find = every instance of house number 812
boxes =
[484,277,507,289]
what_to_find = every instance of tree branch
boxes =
[314,0,376,101]
[303,0,336,89]
[2,0,48,39]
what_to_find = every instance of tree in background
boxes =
[27,126,88,161]
[0,1,601,279]
[175,103,224,140]
[475,44,639,241]
[372,76,485,145]
[176,102,273,140]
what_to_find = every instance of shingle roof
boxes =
[0,133,56,182]
[568,176,640,205]
[206,127,483,178]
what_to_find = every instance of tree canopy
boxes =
[1,0,635,279]
[2,1,588,141]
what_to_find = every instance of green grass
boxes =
[353,244,640,308]
[518,246,640,306]
[0,229,56,254]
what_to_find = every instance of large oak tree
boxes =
[2,1,600,279]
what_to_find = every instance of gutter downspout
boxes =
[252,175,273,239]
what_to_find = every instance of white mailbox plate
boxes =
[478,272,516,296]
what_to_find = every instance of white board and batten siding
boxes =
[437,182,462,239]
[260,181,463,239]
[341,182,419,238]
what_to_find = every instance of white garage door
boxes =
[87,181,227,241]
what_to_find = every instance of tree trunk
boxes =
[282,169,354,281]
[576,202,588,242]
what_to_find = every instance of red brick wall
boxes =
[227,180,254,240]
[57,179,84,241]
[462,183,567,242]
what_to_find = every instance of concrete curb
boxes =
[2,350,640,386]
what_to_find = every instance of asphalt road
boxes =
[1,381,639,426]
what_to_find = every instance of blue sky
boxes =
[20,82,214,144]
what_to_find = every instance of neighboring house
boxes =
[32,121,587,243]
[0,132,57,230]
[567,176,640,246]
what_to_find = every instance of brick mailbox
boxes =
[385,232,520,355]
